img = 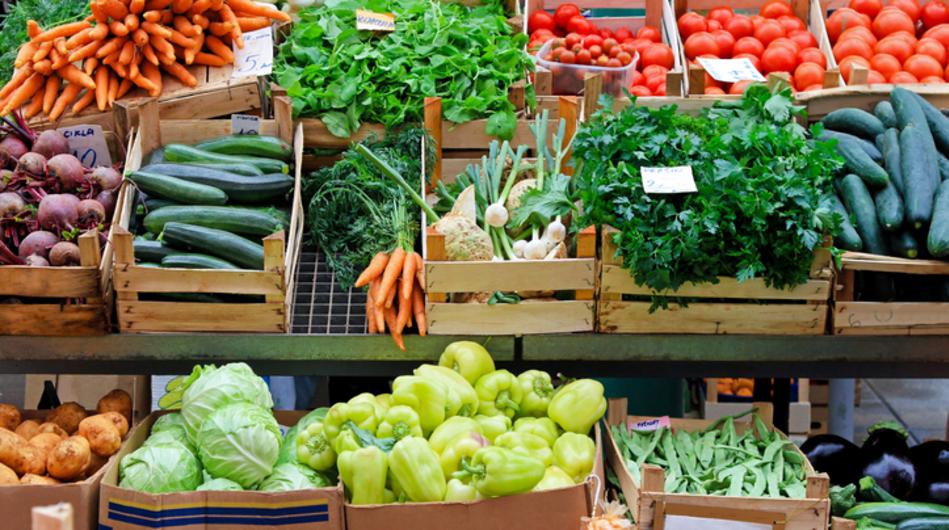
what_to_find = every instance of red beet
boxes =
[0,192,25,217]
[24,254,49,267]
[0,136,28,167]
[16,152,46,177]
[32,130,70,159]
[49,241,80,266]
[94,190,115,216]
[47,154,86,191]
[77,199,105,228]
[18,230,59,259]
[88,166,121,191]
[38,194,78,232]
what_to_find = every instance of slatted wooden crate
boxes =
[422,96,596,335]
[111,101,302,333]
[606,398,831,530]
[797,83,949,119]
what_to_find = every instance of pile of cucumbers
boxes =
[822,87,949,262]
[128,134,294,271]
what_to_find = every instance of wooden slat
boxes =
[118,302,285,332]
[300,118,386,149]
[426,259,594,293]
[115,267,283,295]
[599,301,828,334]
[0,267,100,298]
[154,120,278,145]
[835,302,949,334]
[841,252,949,274]
[0,304,106,336]
[602,265,831,300]
[427,301,594,334]
[442,119,545,150]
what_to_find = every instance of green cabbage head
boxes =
[151,412,186,434]
[197,477,244,491]
[181,363,273,441]
[258,463,331,492]
[119,443,203,493]
[197,402,282,488]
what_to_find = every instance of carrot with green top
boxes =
[32,21,91,43]
[401,250,416,303]
[355,252,389,288]
[376,247,405,308]
[42,75,59,115]
[2,73,45,115]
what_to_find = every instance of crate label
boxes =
[356,9,395,31]
[697,57,766,83]
[641,166,697,194]
[629,416,671,431]
[666,515,770,530]
[231,114,260,135]
[233,27,273,77]
[56,124,112,168]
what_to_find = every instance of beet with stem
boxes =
[24,254,49,267]
[38,194,78,232]
[0,136,28,168]
[77,199,105,228]
[48,241,80,266]
[0,192,25,218]
[15,152,46,177]
[47,154,86,192]
[94,190,115,217]
[17,230,59,259]
[87,166,121,192]
[31,130,69,159]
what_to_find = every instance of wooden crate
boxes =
[606,398,831,530]
[676,0,840,96]
[797,83,949,119]
[0,130,126,336]
[597,226,834,334]
[422,96,596,335]
[111,102,303,333]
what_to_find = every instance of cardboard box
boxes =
[344,425,604,530]
[99,411,344,530]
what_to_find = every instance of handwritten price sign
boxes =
[641,166,697,194]
[231,114,260,135]
[56,124,112,168]
[232,28,273,78]
[696,57,766,83]
[356,9,396,31]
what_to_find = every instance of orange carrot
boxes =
[174,15,200,36]
[26,20,42,39]
[32,41,52,62]
[141,21,172,39]
[132,29,149,47]
[118,41,135,64]
[42,75,59,114]
[96,37,126,59]
[32,60,52,76]
[144,0,172,9]
[129,71,158,93]
[68,39,102,63]
[111,61,128,77]
[24,94,43,119]
[95,67,109,111]
[116,77,133,98]
[100,0,128,19]
[171,0,193,14]
[83,57,98,75]
[149,34,175,60]
[107,71,118,105]
[57,64,96,90]
[208,21,233,36]
[414,252,424,291]
[0,66,34,100]
[1,72,44,114]
[72,88,95,115]
[161,59,197,87]
[142,61,161,97]
[189,0,211,14]
[169,29,196,48]
[129,0,146,14]
[89,1,108,23]
[210,0,223,9]
[89,23,110,40]
[15,43,38,68]
[102,52,118,66]
[184,33,203,64]
[236,16,271,32]
[219,4,242,47]
[192,51,225,66]
[227,0,291,22]
[370,278,385,333]
[128,53,140,80]
[33,21,91,43]
[401,250,417,303]
[366,294,377,334]
[124,14,140,32]
[54,38,69,57]
[376,247,405,308]
[142,10,162,23]
[65,28,94,49]
[192,13,209,29]
[109,20,130,37]
[384,305,404,351]
[355,252,389,288]
[160,9,173,24]
[141,43,159,65]
[412,279,426,336]
[395,282,412,333]
[50,49,70,70]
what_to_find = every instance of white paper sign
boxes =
[697,57,766,83]
[231,114,260,135]
[630,416,672,431]
[666,515,771,530]
[232,28,273,77]
[641,166,697,194]
[56,124,112,168]
[356,9,395,31]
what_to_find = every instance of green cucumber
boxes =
[901,125,938,229]
[860,476,902,503]
[820,129,883,162]
[888,230,919,259]
[127,171,228,205]
[840,173,887,255]
[162,222,264,269]
[927,180,949,257]
[823,108,886,139]
[141,163,293,204]
[874,181,904,232]
[143,205,283,236]
[875,100,898,129]
[896,518,949,530]
[875,133,884,153]
[845,502,949,524]
[133,238,178,263]
[182,161,264,176]
[146,147,165,165]
[883,128,904,195]
[143,198,178,213]
[892,87,929,131]
[164,143,289,174]
[831,193,863,251]
[910,91,949,158]
[838,139,889,187]
[195,135,292,161]
[161,253,239,269]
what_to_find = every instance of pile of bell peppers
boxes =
[293,340,607,504]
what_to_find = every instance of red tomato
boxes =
[565,33,581,49]
[560,50,576,64]
[802,83,825,91]
[760,0,794,19]
[708,6,735,25]
[729,80,756,94]
[630,69,645,85]
[711,30,736,57]
[793,61,825,90]
[925,24,949,49]
[734,52,763,71]
[785,31,815,51]
[917,37,948,66]
[873,8,915,39]
[890,70,919,83]
[705,86,727,94]
[642,64,669,78]
[797,47,827,67]
[761,45,797,72]
[678,12,708,39]
[839,26,878,47]
[605,58,621,67]
[629,38,654,55]
[838,55,870,82]
[614,28,634,41]
[725,15,755,39]
[875,35,914,63]
[567,15,593,35]
[554,4,581,30]
[583,34,604,48]
[637,25,662,42]
[922,1,949,31]
[642,43,675,68]
[685,32,721,59]
[629,85,652,96]
[905,54,944,79]
[617,51,633,65]
[770,37,801,54]
[576,49,592,64]
[826,8,872,43]
[866,70,886,83]
[598,28,613,40]
[777,15,806,34]
[754,20,786,46]
[596,55,610,66]
[888,0,920,23]
[588,45,603,58]
[734,36,766,57]
[870,52,901,80]
[921,75,945,83]
[529,11,557,34]
[707,20,723,31]
[833,37,874,61]
[603,37,619,53]
[645,73,665,92]
[848,0,882,19]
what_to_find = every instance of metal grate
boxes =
[290,248,368,335]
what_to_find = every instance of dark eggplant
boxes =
[862,421,916,500]
[910,440,949,503]
[802,434,863,486]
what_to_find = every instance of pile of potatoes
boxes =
[0,389,132,485]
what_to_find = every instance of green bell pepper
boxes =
[429,417,482,454]
[388,436,447,502]
[474,414,511,443]
[295,421,336,471]
[323,401,378,442]
[278,407,328,465]
[383,488,396,504]
[338,446,388,505]
[453,446,545,498]
[375,405,423,441]
[553,432,596,483]
[334,429,362,455]
[438,341,495,385]
[444,478,483,502]
[533,465,576,491]
[391,375,447,436]
[376,393,392,410]
[513,417,560,447]
[475,369,523,418]
[495,431,554,466]
[547,379,606,434]
[415,364,479,417]
[516,370,554,417]
[439,431,490,476]
[349,392,387,419]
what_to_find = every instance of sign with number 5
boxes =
[233,28,274,77]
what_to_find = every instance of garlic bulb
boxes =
[484,202,509,228]
[513,239,527,258]
[545,217,566,243]
[523,238,547,260]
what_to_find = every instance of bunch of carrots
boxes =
[0,0,289,122]
[354,248,426,351]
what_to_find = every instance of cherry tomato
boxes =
[554,4,581,30]
[614,28,634,41]
[529,11,557,34]
[596,55,610,66]
[617,51,633,65]
[588,44,603,58]
[552,46,566,60]
[637,25,663,42]
[567,15,593,35]
[599,28,614,40]
[576,49,592,64]
[605,58,620,67]
[560,50,576,64]
[603,38,619,54]
[565,33,581,49]
[583,34,604,48]
[629,85,652,96]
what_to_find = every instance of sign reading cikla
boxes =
[356,9,396,31]
[232,27,274,77]
[697,57,767,83]
[641,166,697,194]
[56,124,112,168]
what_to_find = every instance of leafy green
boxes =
[0,0,90,80]
[831,483,858,516]
[275,0,532,139]
[573,85,843,308]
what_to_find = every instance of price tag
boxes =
[56,124,112,168]
[641,166,697,194]
[231,114,260,135]
[232,28,273,78]
[356,9,395,31]
[666,515,771,530]
[696,57,766,83]
[629,416,672,431]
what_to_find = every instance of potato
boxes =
[78,415,121,457]
[10,443,46,476]
[97,389,132,424]
[15,420,40,440]
[36,422,67,439]
[20,473,59,485]
[100,411,129,438]
[45,402,86,434]
[81,453,107,479]
[47,436,90,481]
[0,462,17,485]
[30,433,63,456]
[0,403,21,431]
[0,428,28,469]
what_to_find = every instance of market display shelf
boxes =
[290,249,368,335]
